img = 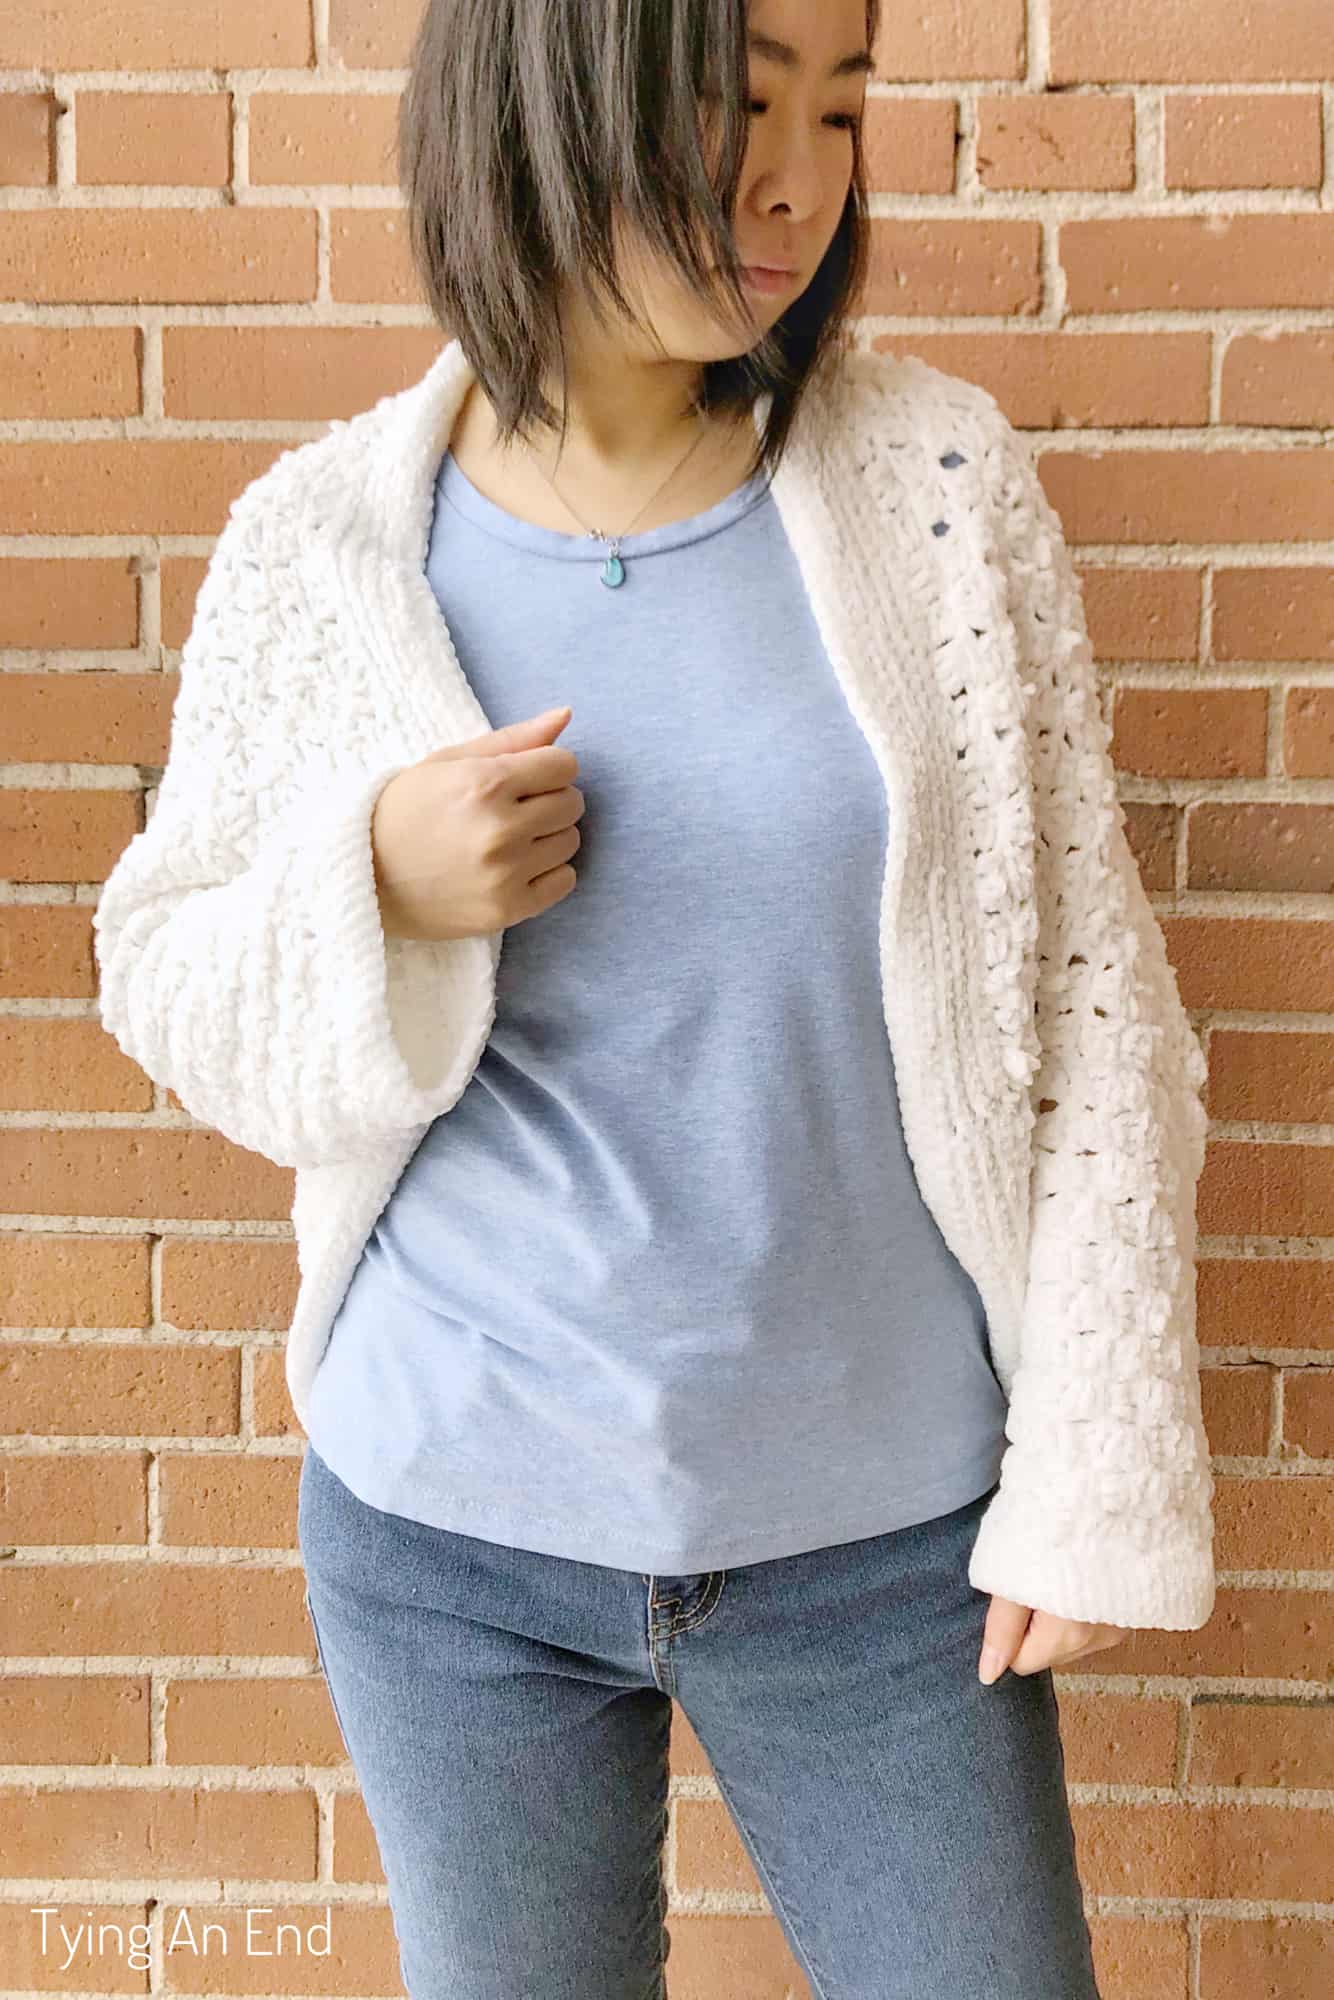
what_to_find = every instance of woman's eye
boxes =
[747,98,861,133]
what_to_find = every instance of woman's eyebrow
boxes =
[747,32,874,80]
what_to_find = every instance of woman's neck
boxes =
[446,374,758,540]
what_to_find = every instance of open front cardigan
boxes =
[93,337,1215,1632]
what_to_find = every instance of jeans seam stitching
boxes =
[671,1570,726,1636]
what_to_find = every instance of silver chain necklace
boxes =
[527,410,713,589]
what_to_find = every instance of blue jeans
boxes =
[298,1444,1101,2000]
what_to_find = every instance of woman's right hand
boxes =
[370,705,583,941]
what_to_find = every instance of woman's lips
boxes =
[740,265,795,294]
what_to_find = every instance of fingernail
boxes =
[978,1646,1004,1685]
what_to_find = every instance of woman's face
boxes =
[609,0,872,361]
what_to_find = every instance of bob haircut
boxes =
[398,0,882,484]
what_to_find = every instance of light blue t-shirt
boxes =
[302,440,1008,1572]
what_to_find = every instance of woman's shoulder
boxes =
[828,345,1003,423]
[816,347,1017,487]
[218,397,388,564]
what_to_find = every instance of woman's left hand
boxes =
[978,1596,1130,1682]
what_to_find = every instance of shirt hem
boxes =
[300,1428,1006,1573]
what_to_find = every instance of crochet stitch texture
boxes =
[94,337,1215,1632]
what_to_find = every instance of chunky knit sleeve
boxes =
[93,489,496,1173]
[965,412,1216,1633]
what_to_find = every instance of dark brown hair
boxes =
[397,0,881,482]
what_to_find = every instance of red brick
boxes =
[1165,917,1334,1015]
[1165,93,1323,191]
[977,91,1135,190]
[1112,687,1267,779]
[77,92,231,188]
[1222,334,1334,427]
[1285,688,1334,777]
[1050,3,1333,84]
[1187,804,1334,894]
[0,3,312,70]
[1061,216,1334,313]
[0,91,56,185]
[871,331,1211,429]
[0,326,141,420]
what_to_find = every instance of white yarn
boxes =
[93,337,1214,1630]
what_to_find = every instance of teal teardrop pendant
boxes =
[600,552,625,589]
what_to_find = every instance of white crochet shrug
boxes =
[94,337,1215,1632]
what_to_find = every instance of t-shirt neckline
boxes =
[435,446,773,562]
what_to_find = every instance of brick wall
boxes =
[2,2,1332,1995]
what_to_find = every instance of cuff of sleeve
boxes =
[966,1482,1216,1632]
[292,758,494,1139]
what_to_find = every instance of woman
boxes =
[94,1,1215,1994]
